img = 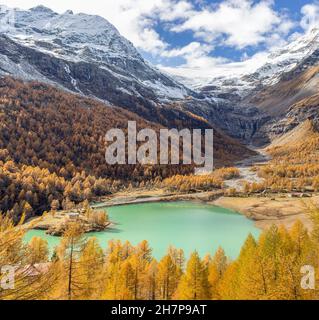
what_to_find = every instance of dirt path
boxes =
[225,149,271,191]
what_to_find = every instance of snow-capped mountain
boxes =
[196,28,319,101]
[182,27,319,145]
[254,28,319,83]
[0,5,194,109]
[1,5,318,147]
[0,5,256,163]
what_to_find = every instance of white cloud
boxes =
[161,41,212,58]
[1,0,316,84]
[159,42,229,81]
[157,0,296,82]
[3,0,294,54]
[170,0,293,49]
[301,2,319,31]
[160,50,269,84]
[156,0,193,22]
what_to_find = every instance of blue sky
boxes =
[146,0,309,65]
[2,0,319,79]
[143,0,318,66]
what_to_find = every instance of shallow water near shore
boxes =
[24,201,260,259]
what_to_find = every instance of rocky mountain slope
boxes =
[0,5,258,163]
[246,45,319,144]
[0,6,204,123]
[197,28,319,101]
[1,5,319,152]
[156,28,318,146]
[0,76,253,176]
[195,28,319,146]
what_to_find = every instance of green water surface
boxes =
[24,201,260,259]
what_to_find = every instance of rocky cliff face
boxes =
[0,5,258,144]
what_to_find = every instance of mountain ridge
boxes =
[1,5,319,150]
[0,5,196,104]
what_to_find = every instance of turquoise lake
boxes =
[24,201,260,260]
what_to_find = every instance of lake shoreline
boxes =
[92,189,318,231]
[91,190,223,208]
[25,201,261,260]
[25,189,317,233]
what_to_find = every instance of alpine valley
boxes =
[1,5,319,149]
[0,4,319,213]
[2,3,319,302]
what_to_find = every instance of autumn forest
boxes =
[1,76,319,301]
